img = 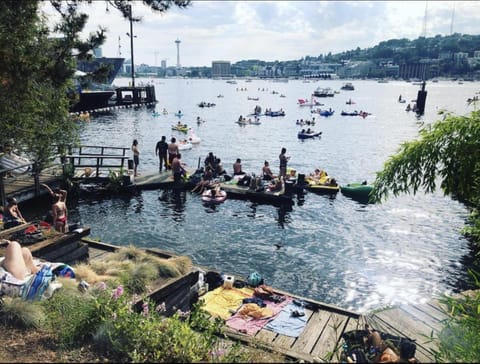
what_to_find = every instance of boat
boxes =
[318,109,334,117]
[265,110,285,117]
[198,102,216,108]
[312,87,334,97]
[70,57,124,113]
[346,100,356,105]
[341,111,359,116]
[340,181,374,203]
[340,82,355,91]
[305,173,339,194]
[247,97,259,101]
[174,112,184,117]
[172,124,189,133]
[201,188,227,204]
[297,130,322,139]
[298,99,324,107]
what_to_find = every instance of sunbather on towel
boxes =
[0,240,39,280]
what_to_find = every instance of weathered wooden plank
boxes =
[272,309,314,351]
[310,312,349,362]
[291,309,331,354]
[399,304,447,333]
[366,313,434,363]
[255,326,278,344]
[374,308,437,345]
[408,301,449,323]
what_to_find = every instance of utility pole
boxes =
[128,4,135,87]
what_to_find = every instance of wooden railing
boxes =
[0,145,132,207]
[64,145,131,178]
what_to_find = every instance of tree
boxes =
[371,110,480,242]
[0,0,190,170]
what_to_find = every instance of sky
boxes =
[42,1,480,67]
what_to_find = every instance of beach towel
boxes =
[264,302,308,337]
[226,295,292,336]
[200,286,254,320]
[22,264,54,301]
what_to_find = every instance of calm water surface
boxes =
[66,78,478,313]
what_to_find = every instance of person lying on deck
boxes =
[0,240,39,280]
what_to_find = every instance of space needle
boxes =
[175,38,181,69]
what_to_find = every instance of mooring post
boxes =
[416,81,427,115]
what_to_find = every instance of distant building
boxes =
[161,59,167,69]
[212,61,231,77]
[454,52,469,62]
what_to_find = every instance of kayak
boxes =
[340,182,374,203]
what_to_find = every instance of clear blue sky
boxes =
[42,1,480,67]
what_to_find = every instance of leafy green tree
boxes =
[371,110,480,209]
[0,0,190,170]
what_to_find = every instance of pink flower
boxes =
[112,285,124,300]
[155,302,166,312]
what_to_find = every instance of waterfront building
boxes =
[212,61,231,78]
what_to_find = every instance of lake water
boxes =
[65,78,478,313]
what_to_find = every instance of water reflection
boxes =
[158,189,187,222]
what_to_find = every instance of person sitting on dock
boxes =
[204,152,216,170]
[215,158,227,177]
[261,161,275,181]
[191,166,214,194]
[233,158,245,176]
[2,197,27,229]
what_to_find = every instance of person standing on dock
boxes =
[155,136,168,172]
[279,147,290,179]
[132,139,140,177]
[167,137,179,170]
[171,153,186,184]
[41,183,68,233]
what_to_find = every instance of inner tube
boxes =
[201,189,227,203]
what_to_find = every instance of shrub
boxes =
[0,296,45,329]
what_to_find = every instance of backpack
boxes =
[247,271,264,287]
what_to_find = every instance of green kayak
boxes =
[340,182,374,203]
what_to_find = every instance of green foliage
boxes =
[42,289,101,347]
[433,271,480,363]
[0,297,45,329]
[371,110,480,206]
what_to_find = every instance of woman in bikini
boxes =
[42,184,68,233]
